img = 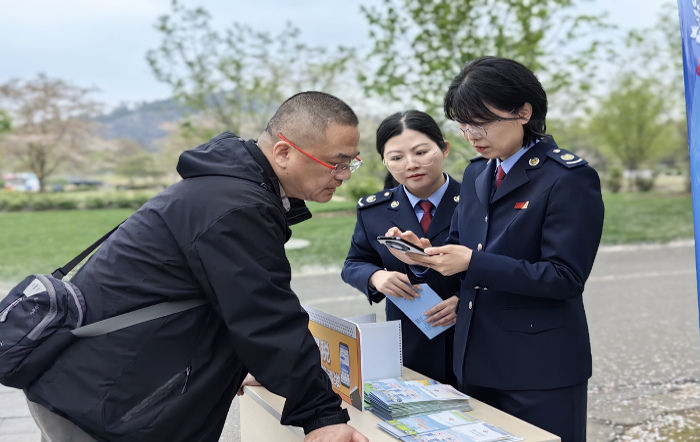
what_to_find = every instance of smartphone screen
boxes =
[377,236,427,255]
[339,342,351,388]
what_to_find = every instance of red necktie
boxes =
[419,200,433,235]
[496,165,506,189]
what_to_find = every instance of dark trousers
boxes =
[26,398,96,442]
[461,381,588,442]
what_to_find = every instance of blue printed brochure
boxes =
[398,422,520,442]
[386,284,455,340]
[377,410,479,437]
[364,378,471,421]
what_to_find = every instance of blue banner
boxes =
[678,0,700,329]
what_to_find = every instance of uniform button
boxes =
[485,215,488,223]
[477,243,483,251]
[468,301,473,309]
[474,286,480,290]
[482,287,488,291]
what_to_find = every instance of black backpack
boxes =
[0,224,205,389]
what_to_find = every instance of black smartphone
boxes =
[377,236,427,255]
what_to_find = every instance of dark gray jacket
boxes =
[26,132,346,441]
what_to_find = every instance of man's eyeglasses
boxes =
[278,133,362,174]
[459,109,518,140]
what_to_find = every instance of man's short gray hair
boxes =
[265,91,358,145]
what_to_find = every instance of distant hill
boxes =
[95,98,189,152]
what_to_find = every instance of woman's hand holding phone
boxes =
[380,228,433,265]
[380,227,473,275]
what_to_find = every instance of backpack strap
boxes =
[52,221,208,338]
[52,222,123,279]
[71,299,207,338]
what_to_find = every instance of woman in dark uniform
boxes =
[384,57,604,442]
[341,110,460,386]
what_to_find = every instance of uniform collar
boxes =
[403,173,450,209]
[496,140,538,174]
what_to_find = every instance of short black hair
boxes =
[444,56,547,147]
[376,110,447,158]
[265,91,358,145]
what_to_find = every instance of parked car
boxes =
[2,172,40,192]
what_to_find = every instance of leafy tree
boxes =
[359,0,613,118]
[0,109,10,176]
[0,109,10,134]
[591,2,687,191]
[146,0,356,141]
[0,74,104,192]
[115,151,164,180]
[547,116,603,168]
[590,75,672,190]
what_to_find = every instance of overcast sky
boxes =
[0,0,673,109]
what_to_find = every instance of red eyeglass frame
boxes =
[277,133,361,172]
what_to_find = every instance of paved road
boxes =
[2,242,699,441]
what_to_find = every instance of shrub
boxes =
[30,196,55,211]
[54,198,79,210]
[343,176,383,201]
[635,175,656,192]
[608,168,623,193]
[0,190,157,212]
[85,196,111,209]
[132,193,152,208]
[5,196,29,211]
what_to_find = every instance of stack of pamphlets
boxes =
[378,410,523,442]
[364,378,472,421]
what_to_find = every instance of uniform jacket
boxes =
[26,132,344,442]
[445,137,604,390]
[341,176,460,383]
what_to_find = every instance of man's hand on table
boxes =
[304,424,369,442]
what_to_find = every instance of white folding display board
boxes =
[303,305,402,410]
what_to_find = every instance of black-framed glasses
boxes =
[383,145,440,173]
[459,109,518,140]
[278,133,362,174]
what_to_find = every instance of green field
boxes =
[0,191,694,283]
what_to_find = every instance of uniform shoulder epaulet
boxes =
[357,189,394,209]
[546,148,588,168]
[470,155,487,163]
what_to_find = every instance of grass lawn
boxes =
[601,191,694,244]
[0,191,694,282]
[0,209,133,282]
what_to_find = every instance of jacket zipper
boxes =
[0,297,23,322]
[181,366,191,394]
[27,275,58,340]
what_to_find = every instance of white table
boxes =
[239,368,560,441]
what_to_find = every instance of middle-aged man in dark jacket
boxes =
[25,92,368,442]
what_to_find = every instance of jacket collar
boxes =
[243,139,311,225]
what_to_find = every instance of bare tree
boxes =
[0,74,104,192]
[146,0,356,141]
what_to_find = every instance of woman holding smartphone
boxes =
[341,110,460,386]
[385,57,604,441]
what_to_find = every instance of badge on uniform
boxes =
[514,201,529,210]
